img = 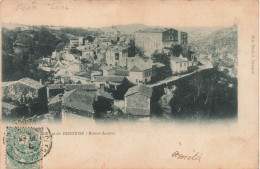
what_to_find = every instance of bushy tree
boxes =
[152,53,172,80]
[2,27,63,82]
[111,78,133,100]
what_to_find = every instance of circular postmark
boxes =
[6,126,52,165]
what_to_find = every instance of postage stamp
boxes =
[5,126,52,169]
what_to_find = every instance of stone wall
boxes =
[125,93,150,116]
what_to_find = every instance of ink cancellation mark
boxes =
[5,126,52,169]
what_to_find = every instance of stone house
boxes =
[114,69,129,77]
[134,28,188,55]
[105,45,129,67]
[124,84,153,117]
[62,88,114,122]
[64,84,97,92]
[2,78,48,116]
[170,55,190,74]
[128,62,153,84]
[102,66,115,76]
[93,76,125,91]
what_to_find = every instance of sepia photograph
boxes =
[1,23,238,123]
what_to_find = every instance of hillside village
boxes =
[2,24,237,123]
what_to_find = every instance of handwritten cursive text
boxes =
[172,150,202,162]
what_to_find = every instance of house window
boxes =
[180,63,182,67]
[169,35,173,40]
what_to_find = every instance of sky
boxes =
[0,0,248,29]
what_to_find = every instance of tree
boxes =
[111,78,133,100]
[70,48,82,55]
[86,36,94,43]
[55,42,66,52]
[2,26,62,81]
[168,69,237,120]
[152,53,172,79]
[168,44,183,57]
[135,46,148,59]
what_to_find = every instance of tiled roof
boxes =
[114,69,129,76]
[106,76,125,83]
[129,62,153,72]
[88,64,101,71]
[129,66,142,72]
[18,78,44,89]
[63,89,95,113]
[47,84,65,90]
[48,94,62,105]
[97,89,114,100]
[125,84,153,98]
[94,76,125,83]
[73,71,91,78]
[65,84,97,91]
[102,66,114,71]
[62,88,113,113]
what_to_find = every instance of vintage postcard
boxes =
[0,0,259,168]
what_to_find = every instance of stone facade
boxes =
[2,79,48,116]
[170,56,190,74]
[106,47,128,67]
[125,93,150,116]
[134,28,188,55]
[128,68,152,84]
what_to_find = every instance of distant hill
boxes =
[176,26,224,42]
[99,24,148,34]
[3,22,222,42]
[191,25,238,77]
[99,24,223,42]
[191,25,237,56]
